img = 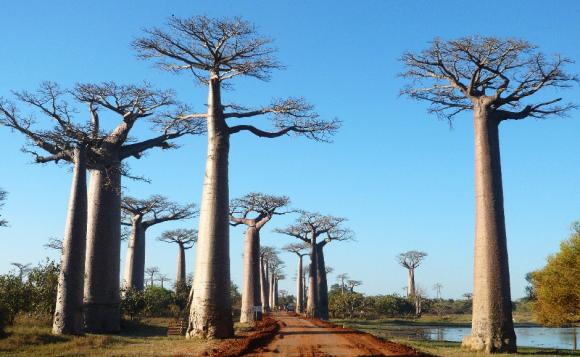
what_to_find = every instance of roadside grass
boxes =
[333,312,538,327]
[0,316,218,356]
[391,339,580,357]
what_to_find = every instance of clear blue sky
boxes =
[1,0,579,299]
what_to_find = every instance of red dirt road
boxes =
[243,313,427,357]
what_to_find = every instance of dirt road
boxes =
[243,313,426,357]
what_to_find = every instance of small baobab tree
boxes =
[283,243,309,313]
[401,36,578,352]
[157,229,198,292]
[145,266,160,287]
[230,193,290,323]
[336,273,350,294]
[1,81,204,333]
[157,274,170,289]
[122,196,196,291]
[0,188,7,227]
[397,251,427,299]
[135,15,340,338]
[275,211,351,319]
[346,280,362,293]
[433,283,443,300]
[10,263,31,282]
[44,237,64,252]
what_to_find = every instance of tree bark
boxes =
[240,226,261,323]
[316,245,329,320]
[306,236,318,318]
[407,268,415,298]
[122,218,145,291]
[269,272,275,309]
[296,255,304,313]
[462,103,516,353]
[52,147,87,335]
[273,278,278,307]
[84,164,122,333]
[261,260,270,312]
[176,242,186,288]
[188,73,234,339]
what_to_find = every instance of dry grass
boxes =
[0,316,215,357]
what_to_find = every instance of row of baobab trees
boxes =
[0,13,578,354]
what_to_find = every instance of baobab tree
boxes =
[44,237,64,252]
[0,188,7,227]
[275,211,350,318]
[283,243,309,313]
[401,36,578,352]
[157,229,198,291]
[122,196,196,291]
[433,283,443,300]
[135,16,340,338]
[1,82,204,333]
[157,274,170,289]
[336,273,350,294]
[230,193,290,323]
[10,263,31,282]
[397,250,427,298]
[316,230,353,320]
[346,279,362,293]
[145,266,160,287]
[259,246,277,312]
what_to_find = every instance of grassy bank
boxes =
[0,316,220,356]
[393,339,579,357]
[333,312,538,327]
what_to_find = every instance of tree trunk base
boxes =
[462,333,517,353]
[84,303,120,333]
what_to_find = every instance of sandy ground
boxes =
[243,313,427,357]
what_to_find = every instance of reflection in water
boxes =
[371,325,578,350]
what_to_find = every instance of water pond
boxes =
[361,324,578,350]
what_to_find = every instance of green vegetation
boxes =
[531,222,580,327]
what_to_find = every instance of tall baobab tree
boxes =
[157,229,198,291]
[145,266,160,287]
[401,36,578,352]
[283,243,309,313]
[122,196,196,291]
[230,193,290,323]
[135,16,340,338]
[10,262,31,282]
[397,251,427,298]
[0,188,7,227]
[275,211,350,318]
[336,273,350,294]
[1,82,204,333]
[265,252,283,310]
[259,246,277,312]
[316,230,353,320]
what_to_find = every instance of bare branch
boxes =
[157,228,198,249]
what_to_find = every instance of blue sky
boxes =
[1,0,579,299]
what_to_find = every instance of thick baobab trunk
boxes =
[273,278,278,307]
[407,268,415,298]
[306,239,318,318]
[261,260,270,311]
[269,272,275,309]
[84,164,122,333]
[296,255,304,313]
[188,74,234,339]
[52,147,87,335]
[240,227,262,323]
[462,104,516,353]
[122,219,145,291]
[316,245,329,320]
[176,242,186,288]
